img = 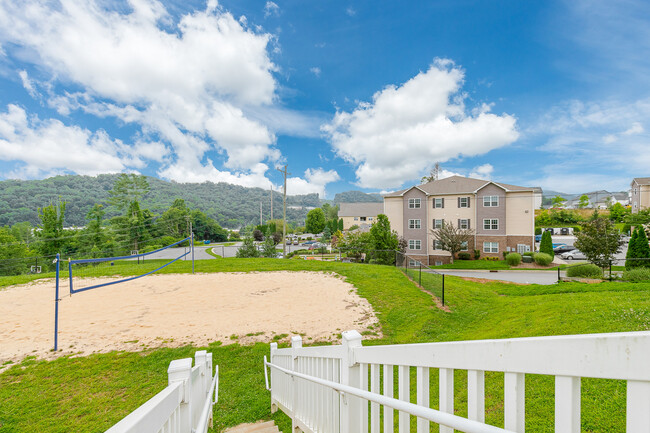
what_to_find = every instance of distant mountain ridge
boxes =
[333,190,383,204]
[0,174,320,228]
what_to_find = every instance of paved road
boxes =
[137,246,216,260]
[434,269,562,285]
[547,235,629,261]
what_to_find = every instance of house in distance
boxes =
[338,202,384,231]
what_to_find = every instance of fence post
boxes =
[609,260,612,281]
[419,263,422,286]
[168,358,193,433]
[291,336,303,431]
[54,253,60,351]
[270,342,278,413]
[558,266,561,283]
[340,330,363,433]
[442,274,445,306]
[195,350,207,397]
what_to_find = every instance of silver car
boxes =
[560,249,587,260]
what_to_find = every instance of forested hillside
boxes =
[0,175,320,228]
[333,190,383,203]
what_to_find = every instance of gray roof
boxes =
[338,202,384,217]
[633,177,650,185]
[383,176,534,197]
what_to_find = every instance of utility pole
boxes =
[270,184,274,221]
[277,165,290,258]
[260,201,263,226]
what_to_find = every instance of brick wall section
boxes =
[477,235,506,258]
[403,188,428,256]
[404,254,430,266]
[428,254,452,265]
[506,235,535,253]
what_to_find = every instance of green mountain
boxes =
[0,174,320,229]
[333,190,383,204]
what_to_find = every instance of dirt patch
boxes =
[458,276,527,285]
[0,271,379,367]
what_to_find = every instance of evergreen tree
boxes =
[36,201,66,256]
[635,226,650,268]
[369,214,398,265]
[260,231,278,258]
[236,236,260,258]
[539,230,554,259]
[625,227,639,270]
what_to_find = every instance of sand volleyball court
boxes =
[0,271,378,365]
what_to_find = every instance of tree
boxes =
[626,226,650,269]
[577,194,590,209]
[539,230,554,259]
[191,210,228,242]
[158,199,190,238]
[626,227,640,270]
[85,204,105,249]
[369,214,398,265]
[108,174,150,211]
[253,229,264,241]
[609,202,628,223]
[551,195,567,208]
[338,218,344,231]
[0,228,35,276]
[321,203,339,222]
[236,236,260,258]
[574,217,621,268]
[36,201,66,256]
[306,208,326,234]
[337,230,372,261]
[431,221,474,263]
[260,230,278,258]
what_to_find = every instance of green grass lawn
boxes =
[1,258,649,432]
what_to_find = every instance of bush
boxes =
[623,267,650,282]
[533,252,553,266]
[539,231,554,259]
[481,256,500,261]
[457,252,471,260]
[506,253,522,266]
[571,225,581,233]
[159,235,180,247]
[535,227,542,235]
[566,264,603,279]
[523,251,535,257]
[474,249,481,260]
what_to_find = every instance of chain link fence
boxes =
[395,251,446,305]
[561,258,650,282]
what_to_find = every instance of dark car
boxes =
[553,244,576,254]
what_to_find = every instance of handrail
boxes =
[263,356,270,391]
[264,359,515,433]
[195,366,219,433]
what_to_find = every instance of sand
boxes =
[0,271,378,366]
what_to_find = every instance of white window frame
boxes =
[483,218,499,230]
[434,219,443,229]
[483,195,499,207]
[483,241,499,253]
[434,198,444,208]
[409,239,421,250]
[408,219,421,229]
[459,219,469,229]
[408,198,421,209]
[408,259,419,267]
[459,197,469,208]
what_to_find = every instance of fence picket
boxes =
[417,366,430,433]
[384,364,394,433]
[504,372,525,433]
[439,368,454,433]
[554,376,580,433]
[371,364,380,433]
[468,370,485,423]
[398,365,410,433]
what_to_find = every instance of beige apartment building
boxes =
[384,176,535,265]
[338,202,384,230]
[631,178,650,213]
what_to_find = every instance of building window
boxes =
[435,261,443,266]
[433,240,442,250]
[460,241,468,251]
[354,217,359,221]
[483,242,499,253]
[483,219,499,230]
[409,239,421,250]
[408,259,419,267]
[360,216,367,221]
[408,198,421,209]
[369,217,373,221]
[434,198,444,208]
[458,197,469,208]
[483,195,499,207]
[408,219,421,229]
[434,219,443,229]
[459,219,470,229]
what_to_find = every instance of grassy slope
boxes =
[0,259,648,432]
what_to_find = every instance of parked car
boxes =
[560,250,587,260]
[535,234,542,242]
[553,244,576,254]
[293,239,299,245]
[302,240,316,246]
[552,243,566,249]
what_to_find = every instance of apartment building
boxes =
[631,178,650,213]
[339,202,384,230]
[384,176,535,265]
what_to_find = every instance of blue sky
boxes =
[0,0,649,197]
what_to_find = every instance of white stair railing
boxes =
[265,330,650,433]
[106,350,219,433]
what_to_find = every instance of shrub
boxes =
[539,231,554,259]
[535,227,542,235]
[159,235,179,247]
[502,251,508,259]
[571,225,581,233]
[473,249,481,260]
[523,251,535,257]
[506,253,522,266]
[566,264,603,279]
[481,256,500,261]
[457,252,471,260]
[623,267,650,282]
[533,252,553,266]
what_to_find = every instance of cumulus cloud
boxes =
[286,168,340,198]
[322,59,519,189]
[310,67,321,77]
[0,104,157,177]
[264,1,280,18]
[469,163,494,180]
[0,0,300,186]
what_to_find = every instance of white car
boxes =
[560,250,587,260]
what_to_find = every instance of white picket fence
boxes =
[106,350,219,433]
[264,330,650,433]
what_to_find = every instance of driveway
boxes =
[434,269,561,285]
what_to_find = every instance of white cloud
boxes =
[0,104,149,178]
[346,7,356,16]
[264,1,280,18]
[286,168,340,198]
[469,163,493,180]
[323,59,519,189]
[18,70,38,98]
[310,67,321,77]
[0,0,293,186]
